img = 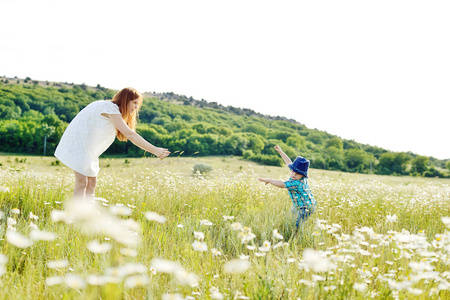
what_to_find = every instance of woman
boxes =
[55,87,170,200]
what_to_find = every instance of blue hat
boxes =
[289,156,310,178]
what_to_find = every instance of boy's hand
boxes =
[274,145,282,153]
[258,178,285,188]
[258,178,269,185]
[274,144,292,166]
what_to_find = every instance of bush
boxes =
[193,163,213,175]
[311,156,325,170]
[423,167,443,178]
[243,150,254,159]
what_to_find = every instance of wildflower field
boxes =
[0,155,449,300]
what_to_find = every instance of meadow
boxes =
[0,155,449,299]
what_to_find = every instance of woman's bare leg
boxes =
[73,171,88,200]
[86,176,97,199]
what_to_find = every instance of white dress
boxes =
[55,100,121,177]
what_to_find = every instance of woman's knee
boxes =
[87,177,97,188]
[75,176,88,189]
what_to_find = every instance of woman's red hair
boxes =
[111,87,143,141]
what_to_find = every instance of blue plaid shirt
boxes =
[284,177,316,209]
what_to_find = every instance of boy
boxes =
[258,145,316,227]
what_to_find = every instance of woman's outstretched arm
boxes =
[107,114,170,158]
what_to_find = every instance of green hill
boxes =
[0,76,448,177]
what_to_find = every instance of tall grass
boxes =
[0,156,449,299]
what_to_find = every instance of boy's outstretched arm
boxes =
[258,178,286,188]
[274,145,292,167]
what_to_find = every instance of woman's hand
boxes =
[154,147,170,159]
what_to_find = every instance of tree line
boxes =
[1,79,449,178]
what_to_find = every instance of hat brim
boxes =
[289,164,308,178]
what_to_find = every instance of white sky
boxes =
[1,0,449,159]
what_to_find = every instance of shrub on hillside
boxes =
[423,167,444,178]
[193,163,213,175]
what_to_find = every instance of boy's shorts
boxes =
[291,206,315,227]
